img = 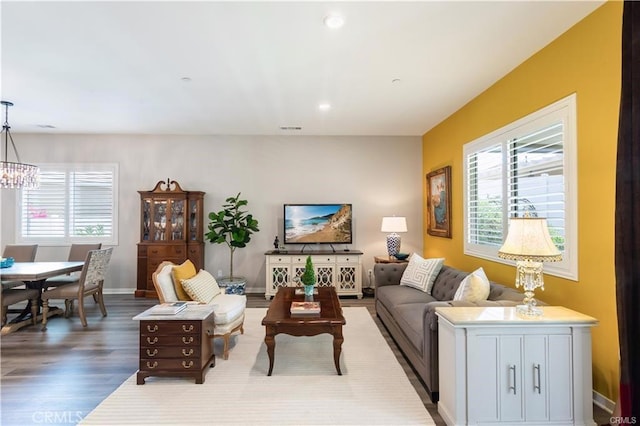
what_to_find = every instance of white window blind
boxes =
[463,94,577,280]
[18,164,118,245]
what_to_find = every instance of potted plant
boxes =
[300,255,316,297]
[205,193,259,290]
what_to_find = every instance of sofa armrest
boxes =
[373,263,408,288]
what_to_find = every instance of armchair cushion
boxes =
[211,293,247,324]
[181,270,221,303]
[171,260,196,301]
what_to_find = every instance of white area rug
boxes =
[81,307,434,425]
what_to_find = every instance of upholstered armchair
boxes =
[152,261,246,360]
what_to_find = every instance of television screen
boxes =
[284,204,352,244]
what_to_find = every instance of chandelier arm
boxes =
[6,130,22,163]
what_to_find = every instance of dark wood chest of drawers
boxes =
[135,306,215,384]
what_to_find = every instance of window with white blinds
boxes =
[17,164,118,245]
[463,94,577,280]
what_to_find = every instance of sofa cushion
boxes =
[181,269,221,303]
[453,267,490,302]
[400,254,444,293]
[430,265,469,301]
[377,284,438,312]
[172,260,196,301]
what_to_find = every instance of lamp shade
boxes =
[498,217,562,262]
[381,217,407,233]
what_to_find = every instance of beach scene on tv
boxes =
[284,204,352,243]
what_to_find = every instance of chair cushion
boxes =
[155,264,178,303]
[172,260,196,301]
[181,270,221,303]
[2,288,39,306]
[453,267,491,302]
[211,293,246,324]
[400,254,444,294]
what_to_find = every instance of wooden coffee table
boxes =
[261,286,346,376]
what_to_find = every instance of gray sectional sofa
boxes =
[374,262,526,402]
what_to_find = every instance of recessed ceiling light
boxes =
[392,78,401,84]
[323,14,344,29]
[318,103,331,111]
[37,124,56,129]
[181,77,192,82]
[280,126,302,131]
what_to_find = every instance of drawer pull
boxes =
[146,337,158,345]
[147,324,159,332]
[182,360,194,369]
[146,349,158,357]
[146,361,158,369]
[182,336,194,344]
[182,349,194,357]
[182,324,194,332]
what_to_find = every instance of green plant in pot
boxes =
[205,193,259,286]
[300,255,316,297]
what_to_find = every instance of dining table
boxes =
[1,261,84,332]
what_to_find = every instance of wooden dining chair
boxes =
[41,248,113,330]
[2,244,38,262]
[1,288,39,327]
[44,243,102,288]
[1,244,38,289]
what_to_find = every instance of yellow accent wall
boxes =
[422,2,622,402]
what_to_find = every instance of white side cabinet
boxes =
[436,306,598,426]
[265,250,363,299]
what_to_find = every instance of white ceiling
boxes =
[1,1,603,136]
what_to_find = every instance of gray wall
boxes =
[1,133,423,294]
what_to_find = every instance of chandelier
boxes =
[1,100,39,189]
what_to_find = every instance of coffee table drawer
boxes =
[141,346,201,359]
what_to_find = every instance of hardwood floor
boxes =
[1,294,610,426]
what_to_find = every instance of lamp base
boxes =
[516,304,543,316]
[386,233,401,257]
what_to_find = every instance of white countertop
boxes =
[133,303,216,321]
[435,306,598,326]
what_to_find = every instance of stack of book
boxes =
[150,301,187,315]
[290,301,321,317]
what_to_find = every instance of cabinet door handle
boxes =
[509,365,517,394]
[533,363,541,394]
[146,337,158,345]
[182,349,194,357]
[182,360,194,369]
[182,336,194,344]
[146,324,158,333]
[146,349,158,357]
[146,361,158,369]
[182,324,194,332]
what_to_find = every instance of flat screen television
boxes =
[284,204,352,245]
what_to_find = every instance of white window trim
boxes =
[463,94,578,281]
[16,163,119,246]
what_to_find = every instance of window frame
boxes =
[16,163,119,246]
[463,94,578,281]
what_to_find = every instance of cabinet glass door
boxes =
[153,200,167,241]
[171,199,185,241]
[142,199,152,241]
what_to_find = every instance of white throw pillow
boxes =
[181,270,222,304]
[453,267,491,302]
[400,254,444,294]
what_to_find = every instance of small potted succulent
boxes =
[299,255,316,298]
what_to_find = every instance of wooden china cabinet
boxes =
[136,179,205,298]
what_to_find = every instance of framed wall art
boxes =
[426,166,452,238]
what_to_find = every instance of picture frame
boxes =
[426,166,452,238]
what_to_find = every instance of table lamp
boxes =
[381,216,407,258]
[498,217,562,316]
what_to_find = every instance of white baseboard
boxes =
[593,390,615,414]
[103,288,137,295]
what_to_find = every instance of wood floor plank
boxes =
[1,294,609,426]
